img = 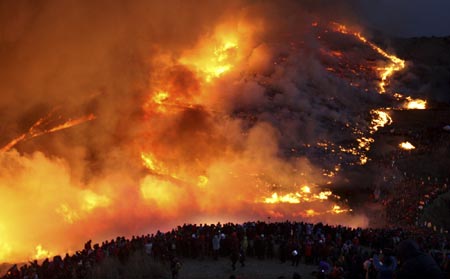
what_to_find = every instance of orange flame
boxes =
[179,31,240,83]
[370,110,392,132]
[404,97,427,109]
[399,141,415,150]
[331,22,405,93]
[1,113,96,152]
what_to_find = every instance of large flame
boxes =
[0,2,422,263]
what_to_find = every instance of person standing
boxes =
[212,234,220,260]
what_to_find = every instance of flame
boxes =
[331,22,405,93]
[399,141,415,150]
[329,205,349,214]
[370,110,392,132]
[56,204,80,224]
[141,152,172,176]
[0,226,12,261]
[1,113,96,152]
[404,97,427,109]
[0,17,389,263]
[264,193,301,204]
[301,185,311,193]
[180,31,240,83]
[263,188,332,204]
[197,175,209,188]
[306,209,318,216]
[35,245,51,260]
[82,191,111,212]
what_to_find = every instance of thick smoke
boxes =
[0,0,384,262]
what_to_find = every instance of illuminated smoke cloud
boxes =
[0,0,412,262]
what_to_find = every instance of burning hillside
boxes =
[0,0,441,263]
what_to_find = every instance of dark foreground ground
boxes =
[86,251,317,279]
[178,257,317,279]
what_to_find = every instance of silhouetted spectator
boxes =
[396,239,443,279]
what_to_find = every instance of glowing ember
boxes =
[399,141,416,150]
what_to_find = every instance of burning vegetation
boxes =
[0,0,433,263]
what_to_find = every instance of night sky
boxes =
[359,0,450,37]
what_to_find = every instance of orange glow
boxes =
[1,113,96,152]
[35,245,51,260]
[1,16,383,263]
[197,175,209,188]
[399,141,415,150]
[180,30,240,82]
[370,110,392,132]
[301,185,311,193]
[264,193,301,204]
[306,209,318,216]
[263,188,333,204]
[404,97,427,109]
[82,191,111,212]
[331,22,405,93]
[329,205,349,214]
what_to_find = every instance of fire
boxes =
[264,193,301,204]
[370,110,392,132]
[329,205,350,214]
[141,152,171,176]
[404,97,427,109]
[331,22,405,93]
[306,209,318,216]
[263,188,332,204]
[35,245,51,260]
[399,141,416,150]
[197,175,209,188]
[82,191,111,212]
[153,91,169,105]
[179,31,240,83]
[0,12,399,263]
[301,185,311,193]
[1,113,96,152]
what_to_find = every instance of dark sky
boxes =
[359,0,450,37]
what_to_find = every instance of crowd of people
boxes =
[371,125,450,232]
[3,125,449,279]
[386,175,449,231]
[2,220,449,279]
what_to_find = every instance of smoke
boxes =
[0,0,386,262]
